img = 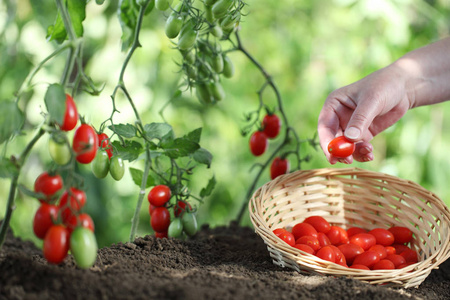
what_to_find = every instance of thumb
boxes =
[344,102,379,141]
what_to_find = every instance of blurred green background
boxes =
[1,0,450,248]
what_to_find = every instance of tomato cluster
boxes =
[32,172,97,269]
[148,185,198,239]
[274,216,418,270]
[91,132,125,181]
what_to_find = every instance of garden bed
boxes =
[1,222,449,300]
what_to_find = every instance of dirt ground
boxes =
[1,222,449,300]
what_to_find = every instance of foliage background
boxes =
[1,0,450,248]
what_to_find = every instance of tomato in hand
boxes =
[151,207,171,233]
[58,94,78,131]
[262,114,281,139]
[59,188,87,223]
[109,156,125,181]
[249,131,268,156]
[43,225,70,264]
[34,172,63,203]
[73,124,98,164]
[388,226,413,244]
[292,222,318,240]
[148,185,172,207]
[33,203,59,239]
[70,227,98,269]
[327,136,355,158]
[270,157,290,180]
[303,216,331,234]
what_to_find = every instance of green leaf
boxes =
[184,128,202,143]
[108,123,137,138]
[193,148,213,168]
[0,101,25,145]
[18,184,45,199]
[111,140,143,162]
[129,167,155,188]
[118,0,138,51]
[162,138,200,159]
[44,84,66,125]
[47,0,87,43]
[0,157,18,178]
[200,176,216,198]
[144,122,173,141]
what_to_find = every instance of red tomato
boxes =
[273,228,287,237]
[347,227,367,237]
[316,246,336,263]
[149,203,157,216]
[43,225,70,264]
[59,94,78,131]
[270,157,290,180]
[349,233,376,251]
[34,172,63,203]
[385,246,396,256]
[73,124,98,164]
[65,213,95,233]
[337,226,349,244]
[368,245,387,260]
[400,249,418,263]
[33,203,59,239]
[372,259,395,270]
[329,245,347,266]
[350,264,370,270]
[262,114,281,139]
[398,262,415,269]
[386,254,406,268]
[295,236,320,251]
[292,223,318,240]
[174,200,192,217]
[392,244,410,254]
[155,231,168,239]
[327,136,355,158]
[326,226,341,245]
[368,228,394,246]
[317,232,331,247]
[338,243,364,265]
[249,131,268,156]
[278,231,296,247]
[388,226,413,244]
[303,216,331,234]
[151,207,171,233]
[59,188,87,223]
[97,132,113,159]
[148,185,172,207]
[352,251,380,268]
[294,244,315,255]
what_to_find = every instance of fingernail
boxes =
[345,127,361,140]
[359,147,371,155]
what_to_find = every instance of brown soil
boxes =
[1,222,449,300]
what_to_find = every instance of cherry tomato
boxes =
[222,55,235,78]
[43,225,70,264]
[48,137,71,165]
[58,94,78,131]
[33,203,59,239]
[368,228,395,246]
[329,245,347,266]
[262,114,281,139]
[110,156,125,181]
[34,172,63,203]
[316,246,336,263]
[249,131,268,156]
[388,226,413,244]
[350,264,370,270]
[168,218,183,238]
[212,0,234,18]
[352,251,380,268]
[292,222,318,240]
[155,0,172,10]
[317,232,331,247]
[97,133,113,159]
[277,230,296,247]
[270,157,290,180]
[273,228,287,237]
[181,212,198,237]
[295,235,320,251]
[347,227,367,237]
[336,226,349,244]
[196,83,212,104]
[372,259,395,270]
[326,226,341,245]
[155,231,168,239]
[65,213,95,234]
[73,124,98,164]
[148,185,172,207]
[208,81,226,102]
[385,246,396,256]
[151,207,171,233]
[59,188,87,223]
[338,243,364,265]
[293,244,315,255]
[400,249,418,263]
[165,14,183,39]
[386,254,406,268]
[303,216,331,234]
[91,150,110,179]
[149,203,157,216]
[368,245,387,259]
[392,244,410,254]
[70,227,98,269]
[178,20,198,50]
[211,54,224,73]
[349,233,376,251]
[174,200,192,217]
[327,136,355,158]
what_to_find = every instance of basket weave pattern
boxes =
[249,168,450,287]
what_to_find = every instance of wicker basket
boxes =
[249,168,450,288]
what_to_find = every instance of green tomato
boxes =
[182,212,198,237]
[91,150,110,179]
[212,0,234,19]
[165,15,183,39]
[155,0,172,11]
[204,5,215,23]
[210,25,223,38]
[205,0,217,6]
[109,156,125,181]
[211,54,224,73]
[195,83,213,104]
[168,218,183,238]
[222,55,234,78]
[178,20,198,50]
[49,137,71,165]
[183,50,196,65]
[208,81,225,101]
[70,227,98,269]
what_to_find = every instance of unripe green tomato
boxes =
[186,65,197,80]
[222,55,235,78]
[210,25,223,38]
[195,83,213,104]
[212,0,234,19]
[220,15,236,30]
[70,227,98,269]
[168,218,183,238]
[165,14,183,39]
[155,0,172,11]
[183,50,196,65]
[182,212,198,236]
[49,138,71,165]
[205,0,217,6]
[91,150,110,179]
[211,54,224,73]
[109,156,125,181]
[178,20,198,50]
[208,81,225,101]
[204,5,215,23]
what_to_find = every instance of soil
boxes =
[1,222,450,300]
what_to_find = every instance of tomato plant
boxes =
[97,132,113,159]
[270,157,290,180]
[73,124,98,164]
[168,218,183,238]
[174,201,192,218]
[327,136,355,158]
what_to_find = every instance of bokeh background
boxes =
[1,0,450,248]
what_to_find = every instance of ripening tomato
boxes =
[58,94,78,131]
[249,131,268,156]
[386,254,406,268]
[33,203,59,239]
[368,245,387,260]
[327,136,355,158]
[303,216,331,234]
[372,259,395,270]
[388,226,413,244]
[316,246,336,263]
[368,228,395,246]
[59,188,87,223]
[262,114,281,139]
[352,251,380,268]
[174,200,192,217]
[349,233,376,251]
[294,244,315,255]
[73,124,98,164]
[295,236,320,251]
[278,231,295,247]
[43,225,70,264]
[292,222,318,240]
[34,172,63,203]
[148,185,172,207]
[151,207,171,233]
[338,243,364,265]
[270,157,289,180]
[97,133,113,159]
[347,227,367,237]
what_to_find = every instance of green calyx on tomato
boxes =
[109,156,125,181]
[70,227,98,269]
[91,150,110,179]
